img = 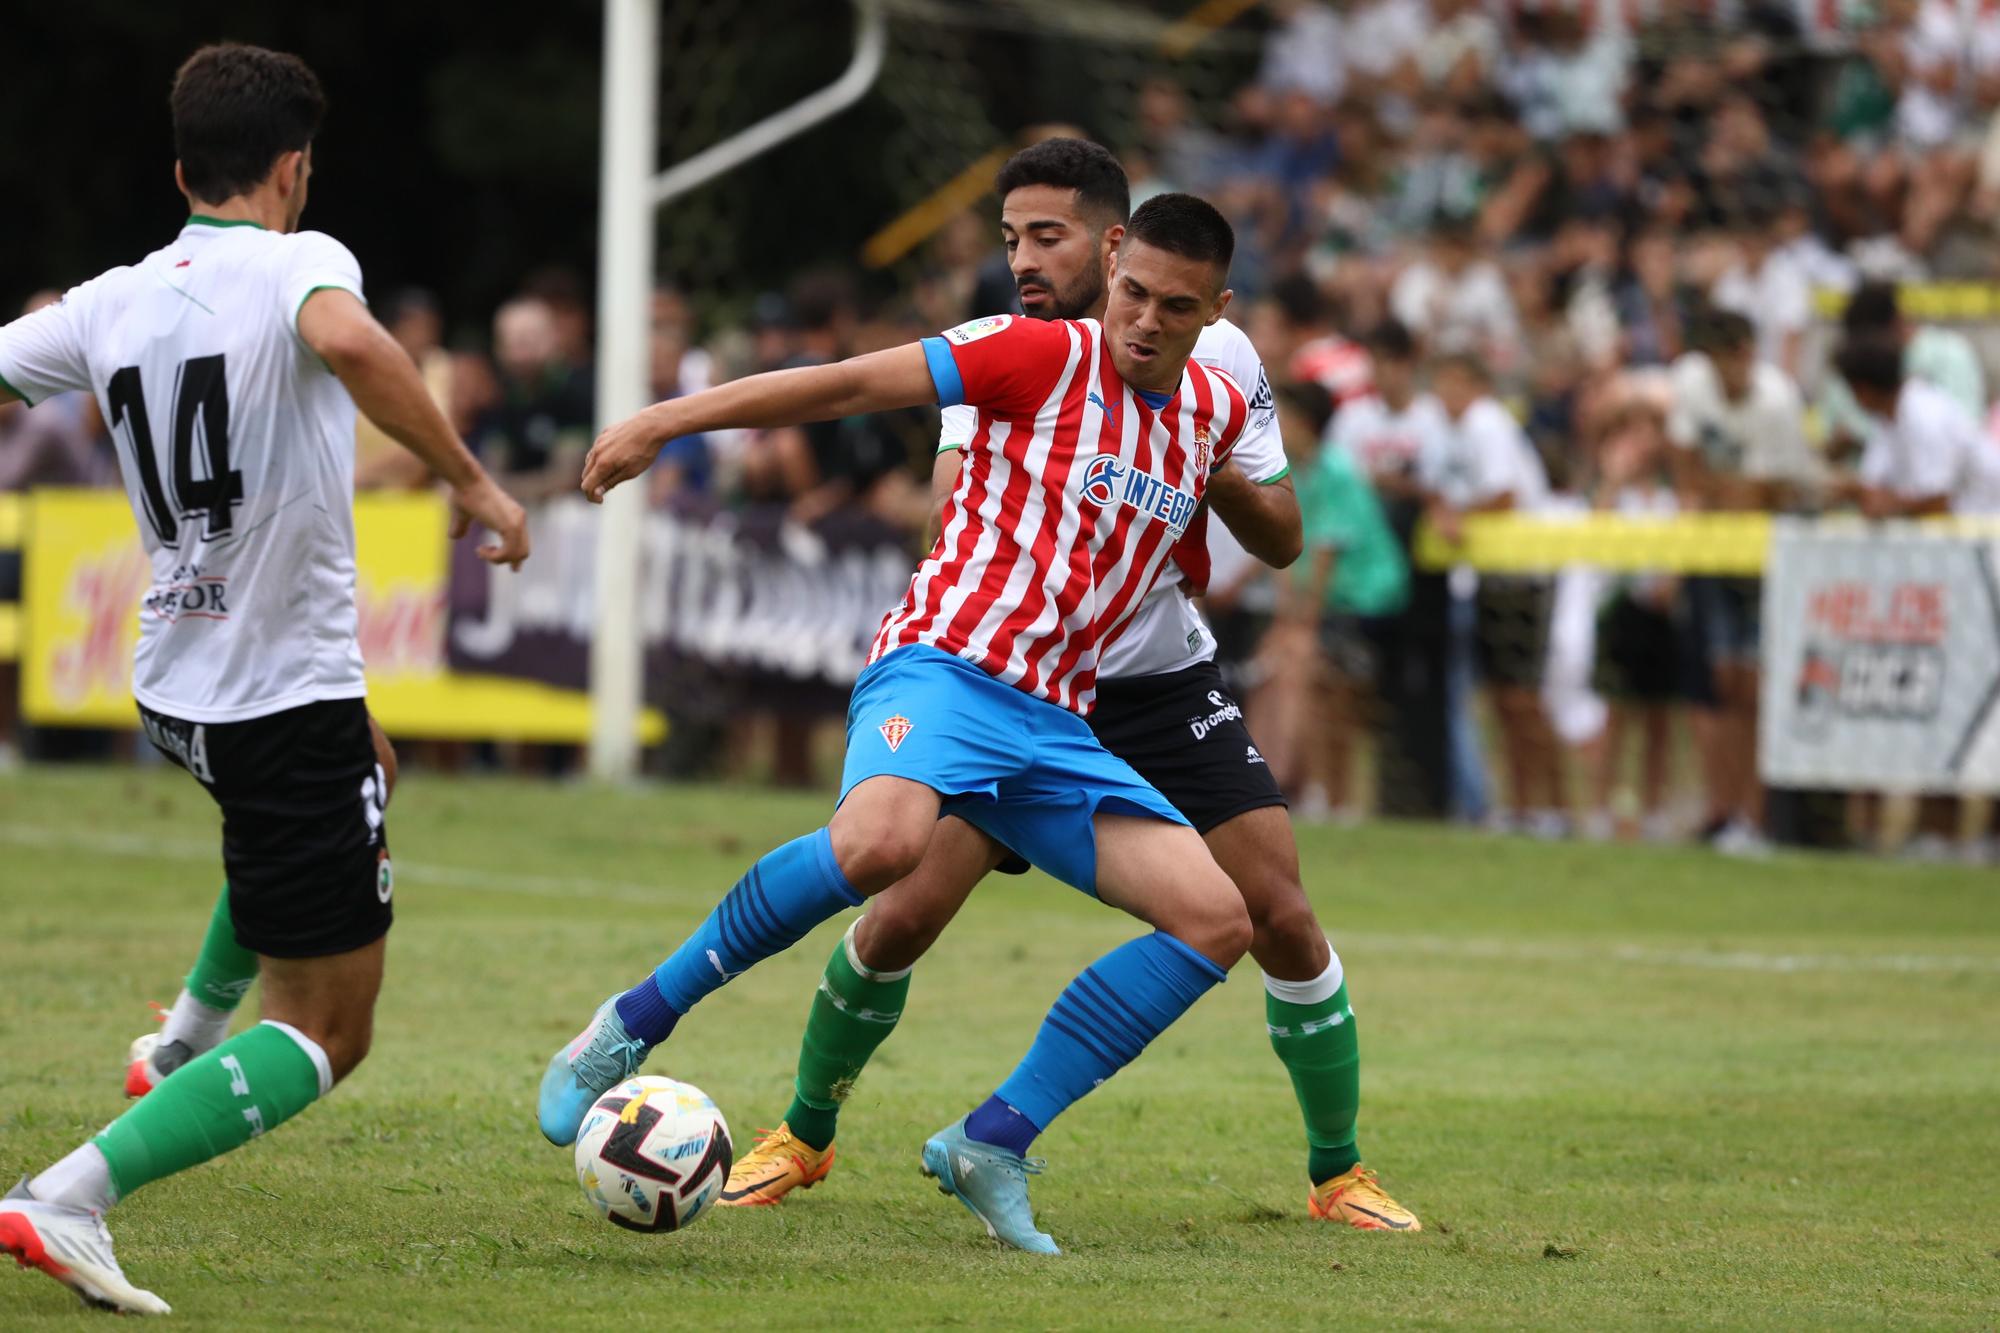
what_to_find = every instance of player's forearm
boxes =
[314,338,478,491]
[636,345,934,443]
[1207,465,1302,568]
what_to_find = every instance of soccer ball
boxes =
[573,1076,733,1233]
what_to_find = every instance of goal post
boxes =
[588,0,888,781]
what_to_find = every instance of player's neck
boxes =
[183,191,288,233]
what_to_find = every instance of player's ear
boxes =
[1207,287,1234,326]
[173,160,190,205]
[1100,223,1125,255]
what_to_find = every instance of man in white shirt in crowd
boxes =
[1327,320,1445,508]
[1419,353,1566,836]
[1391,218,1521,375]
[1838,335,2000,516]
[1667,311,1817,854]
[1710,204,1813,381]
[1821,281,1986,460]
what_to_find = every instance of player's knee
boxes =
[828,815,931,896]
[293,1013,372,1086]
[1249,879,1318,953]
[853,897,940,974]
[1167,885,1253,969]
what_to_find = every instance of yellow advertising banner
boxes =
[21,489,660,742]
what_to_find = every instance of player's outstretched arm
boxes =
[1207,461,1302,568]
[298,289,530,569]
[583,343,937,502]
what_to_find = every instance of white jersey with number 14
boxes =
[0,218,370,723]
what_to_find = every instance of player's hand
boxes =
[449,475,531,570]
[581,408,669,503]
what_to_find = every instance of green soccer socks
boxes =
[1265,950,1362,1184]
[91,1021,329,1203]
[783,922,912,1150]
[159,885,258,1055]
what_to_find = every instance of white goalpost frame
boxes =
[589,0,888,780]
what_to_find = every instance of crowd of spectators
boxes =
[1073,0,2000,860]
[6,0,2000,854]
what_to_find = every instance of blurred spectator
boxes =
[1419,353,1564,834]
[1266,275,1374,408]
[1821,280,1985,460]
[522,266,593,374]
[355,288,451,491]
[1859,0,1977,257]
[1326,319,1441,503]
[1255,0,1346,106]
[1417,0,1502,100]
[1694,94,1805,230]
[1343,0,1426,132]
[1390,217,1520,370]
[1258,381,1409,818]
[1385,104,1486,238]
[0,291,111,491]
[646,284,715,502]
[1503,11,1630,142]
[1667,311,1815,855]
[1710,204,1813,378]
[1137,77,1225,192]
[474,295,593,500]
[1613,227,1693,368]
[1583,388,1682,842]
[1839,335,2000,515]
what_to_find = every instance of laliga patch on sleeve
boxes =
[944,314,1012,346]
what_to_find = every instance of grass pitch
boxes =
[1,764,1996,1329]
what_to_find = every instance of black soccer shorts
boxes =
[1087,659,1288,835]
[138,697,393,958]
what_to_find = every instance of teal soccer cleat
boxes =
[538,996,650,1145]
[919,1117,1060,1255]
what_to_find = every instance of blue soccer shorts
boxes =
[837,644,1187,894]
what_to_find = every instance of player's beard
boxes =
[1019,268,1105,322]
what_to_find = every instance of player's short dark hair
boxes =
[1842,280,1901,334]
[1274,380,1334,437]
[1691,308,1756,355]
[994,138,1130,229]
[1834,334,1904,395]
[1367,319,1418,362]
[172,44,326,203]
[1122,192,1234,281]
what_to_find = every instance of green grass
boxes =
[1,765,1996,1329]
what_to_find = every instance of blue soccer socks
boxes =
[971,931,1227,1149]
[628,828,863,1034]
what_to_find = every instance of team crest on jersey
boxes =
[878,715,914,752]
[1077,453,1199,538]
[1193,425,1213,473]
[944,315,1011,346]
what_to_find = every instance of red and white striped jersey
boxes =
[870,313,1251,715]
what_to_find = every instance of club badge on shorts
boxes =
[376,849,394,904]
[878,714,914,753]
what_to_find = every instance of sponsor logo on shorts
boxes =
[1187,689,1243,742]
[878,714,914,752]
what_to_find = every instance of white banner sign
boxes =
[1761,521,2000,794]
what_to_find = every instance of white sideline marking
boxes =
[4,823,1997,977]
